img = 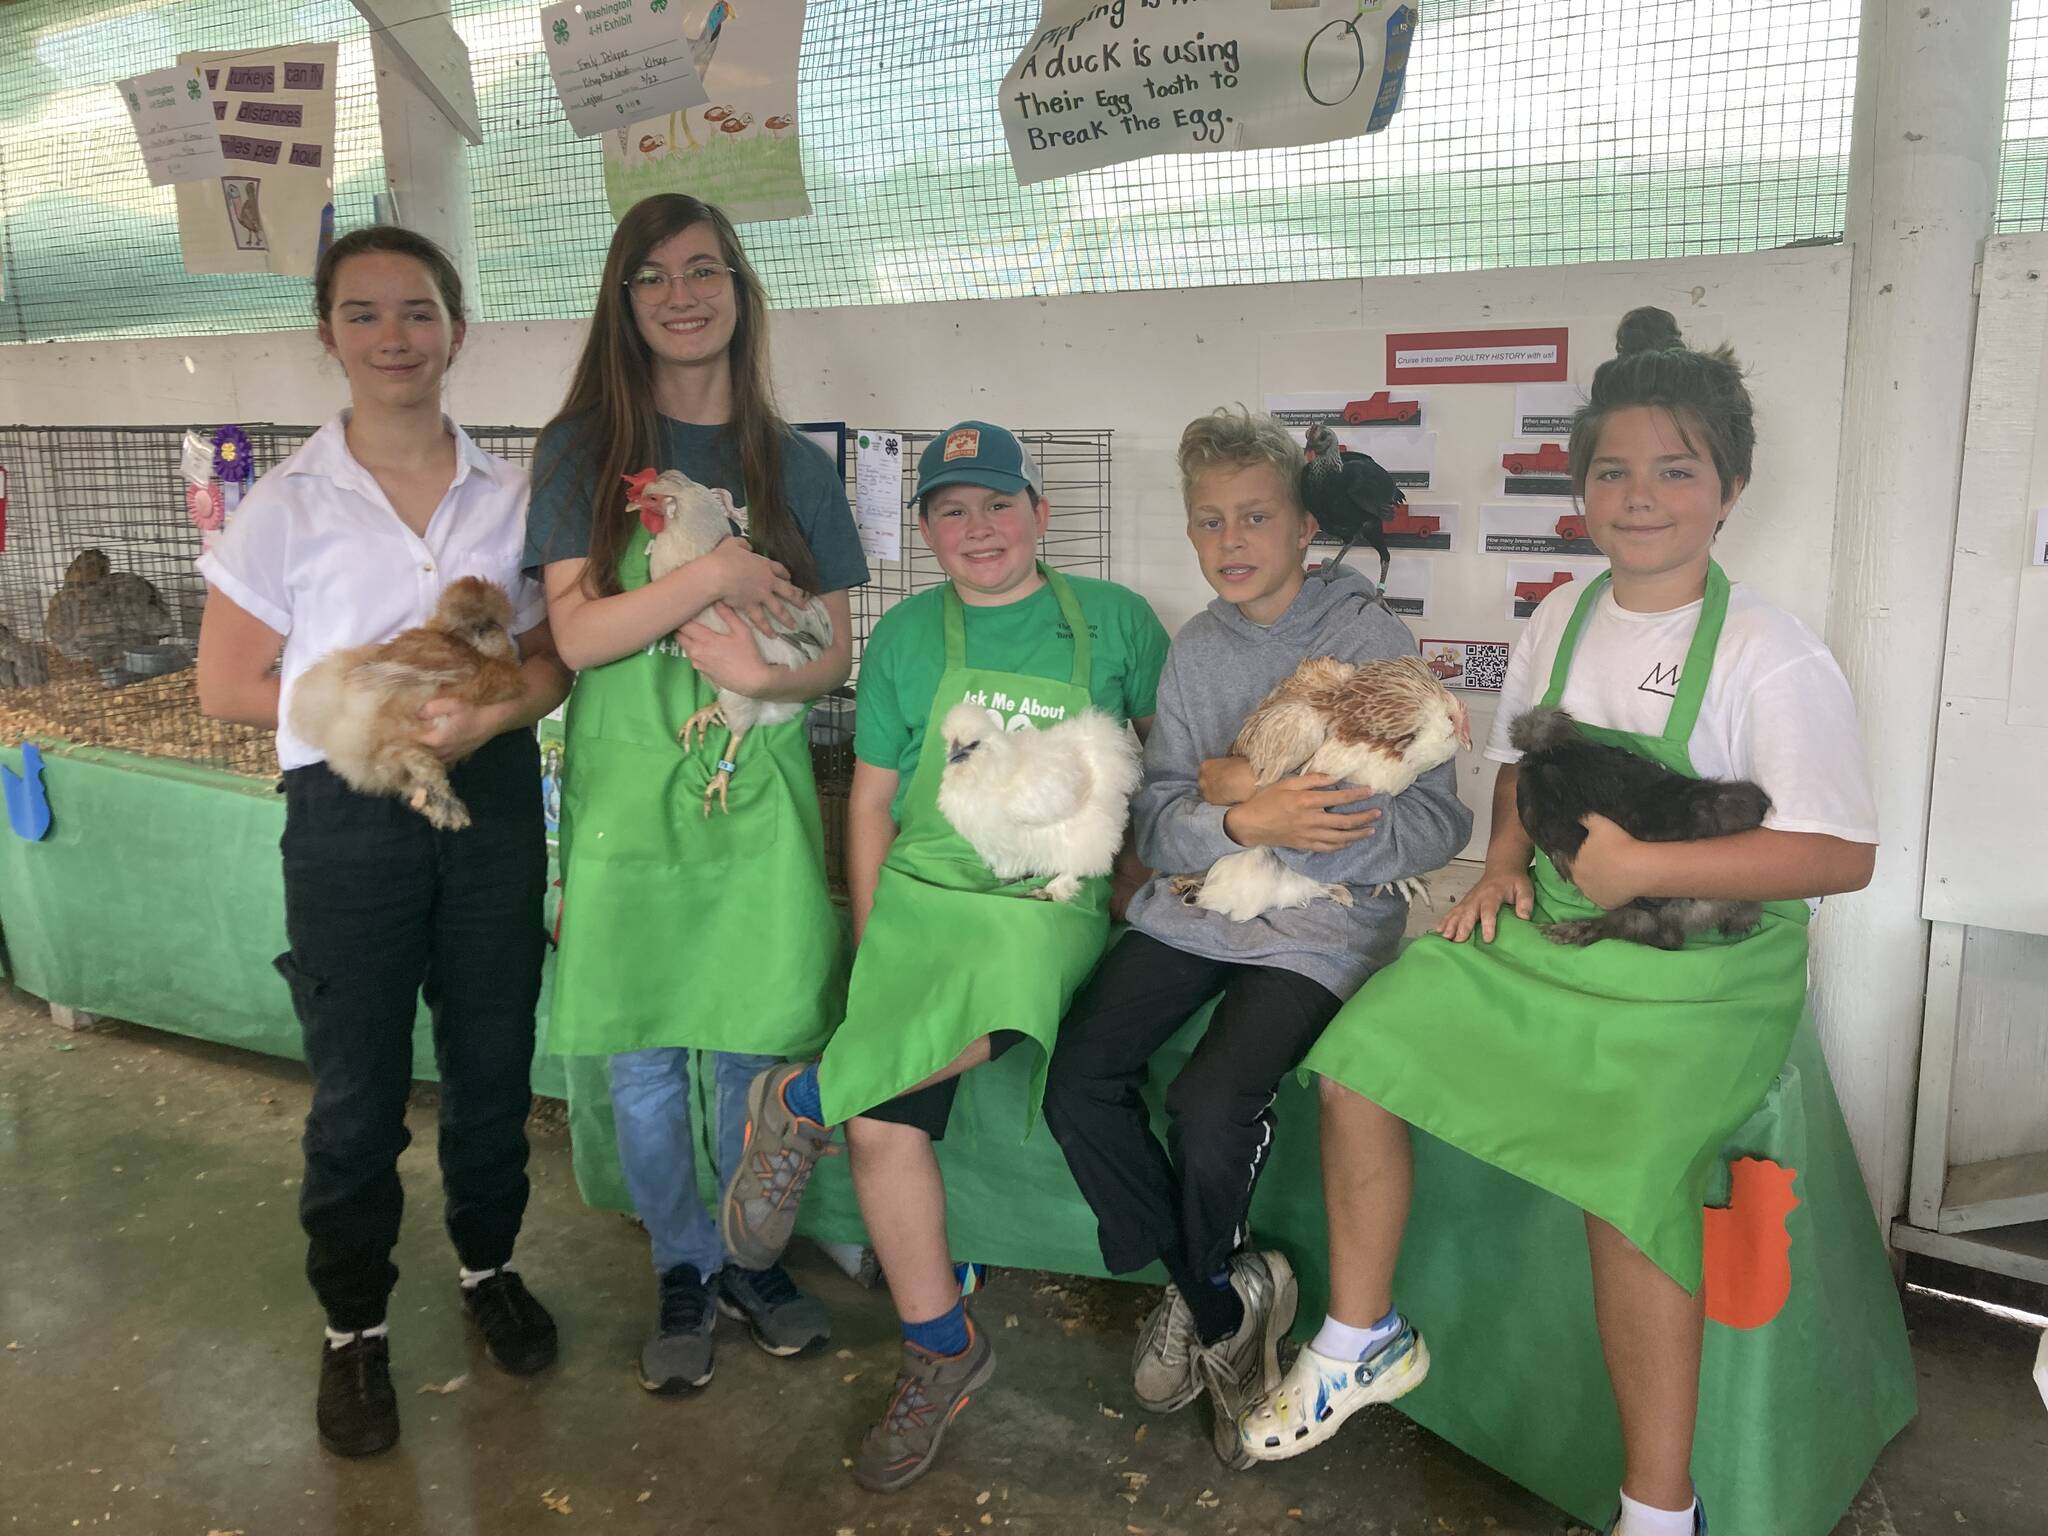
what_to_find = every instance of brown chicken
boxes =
[287,577,526,830]
[1173,655,1472,919]
[45,549,174,671]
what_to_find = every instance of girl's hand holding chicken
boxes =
[416,696,513,764]
[694,535,802,633]
[1223,771,1383,853]
[675,602,779,696]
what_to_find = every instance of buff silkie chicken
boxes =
[936,701,1143,903]
[626,467,835,816]
[288,576,527,831]
[1172,654,1471,921]
[1510,705,1771,949]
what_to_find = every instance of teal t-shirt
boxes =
[522,414,868,594]
[853,574,1168,822]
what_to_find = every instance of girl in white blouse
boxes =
[196,226,570,1461]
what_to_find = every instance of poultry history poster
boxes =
[602,2,811,226]
[173,43,338,279]
[1000,0,1414,185]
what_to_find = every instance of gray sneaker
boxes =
[852,1314,997,1492]
[719,1064,834,1271]
[638,1263,716,1394]
[716,1263,831,1357]
[1132,1283,1200,1413]
[1192,1250,1297,1470]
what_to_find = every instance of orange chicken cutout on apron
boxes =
[1701,1157,1800,1330]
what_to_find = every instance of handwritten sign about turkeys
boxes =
[541,0,708,139]
[1000,0,1415,185]
[117,66,228,186]
[173,43,336,278]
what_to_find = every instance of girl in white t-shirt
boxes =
[195,227,571,1461]
[1241,309,1883,1536]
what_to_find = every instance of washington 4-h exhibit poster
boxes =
[174,43,337,278]
[1001,0,1414,184]
[603,2,811,225]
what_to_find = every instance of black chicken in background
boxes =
[1301,423,1402,587]
[1509,705,1772,950]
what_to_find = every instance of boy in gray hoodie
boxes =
[1042,407,1472,1469]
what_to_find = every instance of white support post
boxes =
[356,1,482,302]
[1819,2,2011,1229]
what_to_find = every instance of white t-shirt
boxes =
[197,412,546,771]
[1484,577,1879,844]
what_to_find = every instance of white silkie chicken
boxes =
[1174,655,1471,921]
[936,702,1143,903]
[627,467,835,816]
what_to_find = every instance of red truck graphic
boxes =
[1340,391,1422,426]
[1382,505,1442,537]
[1502,443,1570,475]
[1514,571,1575,607]
[1554,513,1588,540]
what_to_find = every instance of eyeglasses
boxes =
[624,262,734,303]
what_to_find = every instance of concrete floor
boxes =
[2,985,2044,1536]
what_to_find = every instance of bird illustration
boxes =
[1701,1157,1799,1330]
[639,133,666,155]
[44,549,173,672]
[672,3,738,148]
[718,112,753,142]
[1509,705,1771,949]
[1301,423,1401,588]
[288,578,527,831]
[235,179,265,247]
[627,468,835,816]
[763,113,793,140]
[937,702,1143,904]
[1171,655,1470,920]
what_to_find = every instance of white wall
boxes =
[0,244,1854,860]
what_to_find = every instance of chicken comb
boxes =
[622,468,664,535]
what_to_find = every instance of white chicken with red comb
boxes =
[1173,654,1472,920]
[626,467,835,816]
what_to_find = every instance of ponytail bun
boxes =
[1615,306,1684,356]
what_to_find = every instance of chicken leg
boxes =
[1371,876,1433,909]
[701,727,747,818]
[680,701,727,748]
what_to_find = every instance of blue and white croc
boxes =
[1238,1316,1430,1462]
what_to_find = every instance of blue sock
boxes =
[1208,1266,1232,1290]
[782,1062,822,1123]
[902,1301,970,1358]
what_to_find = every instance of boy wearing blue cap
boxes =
[720,421,1167,1491]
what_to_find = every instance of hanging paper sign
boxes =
[541,0,709,139]
[602,1,810,225]
[1000,0,1415,186]
[853,431,904,564]
[116,65,229,186]
[173,43,336,278]
[1387,327,1570,385]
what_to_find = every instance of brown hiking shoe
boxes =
[719,1064,833,1271]
[852,1315,997,1492]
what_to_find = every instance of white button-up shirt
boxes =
[198,411,547,771]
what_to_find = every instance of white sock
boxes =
[459,1264,508,1290]
[1309,1307,1401,1362]
[325,1322,389,1351]
[1615,1490,1698,1536]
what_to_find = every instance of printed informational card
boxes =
[540,0,709,138]
[118,65,228,186]
[1515,381,1587,437]
[1328,550,1430,617]
[1481,503,1598,556]
[1264,389,1425,429]
[1418,638,1511,693]
[1387,326,1570,385]
[853,430,904,564]
[1505,558,1607,620]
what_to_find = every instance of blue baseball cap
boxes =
[913,421,1043,508]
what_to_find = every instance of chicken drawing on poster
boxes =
[853,431,904,564]
[603,2,810,225]
[173,44,336,278]
[1001,0,1415,185]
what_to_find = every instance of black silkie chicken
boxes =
[1301,423,1402,586]
[1509,706,1771,950]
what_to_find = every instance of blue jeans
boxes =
[609,1047,781,1278]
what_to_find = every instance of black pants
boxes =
[1043,932,1341,1283]
[858,1030,1025,1140]
[277,729,547,1331]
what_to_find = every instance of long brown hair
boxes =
[535,195,817,595]
[1567,306,1755,504]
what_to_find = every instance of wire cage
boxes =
[0,421,1113,894]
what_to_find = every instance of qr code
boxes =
[1461,642,1510,692]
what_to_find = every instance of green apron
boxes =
[817,566,1113,1131]
[1302,561,1812,1288]
[548,519,845,1058]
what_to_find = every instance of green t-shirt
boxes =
[522,414,869,594]
[853,574,1169,822]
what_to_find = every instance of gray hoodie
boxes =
[1123,566,1474,999]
